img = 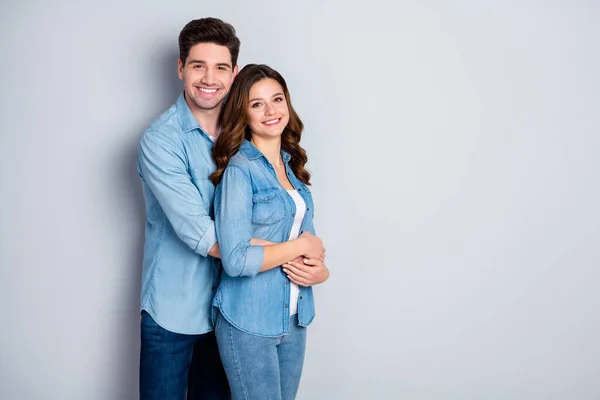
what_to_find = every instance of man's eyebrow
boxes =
[249,93,284,102]
[187,60,232,68]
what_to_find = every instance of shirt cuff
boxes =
[195,221,217,257]
[240,245,265,277]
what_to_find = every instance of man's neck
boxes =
[184,94,220,137]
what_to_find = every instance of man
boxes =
[137,17,328,399]
[136,18,238,399]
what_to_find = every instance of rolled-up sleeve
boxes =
[138,131,217,257]
[215,165,264,277]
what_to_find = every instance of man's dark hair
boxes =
[178,18,241,67]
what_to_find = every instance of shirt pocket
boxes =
[252,189,285,226]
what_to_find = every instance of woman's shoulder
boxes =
[226,151,252,169]
[222,152,253,181]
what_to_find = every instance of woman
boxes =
[210,64,329,400]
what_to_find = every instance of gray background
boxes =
[1,0,599,399]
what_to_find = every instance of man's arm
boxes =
[138,131,216,256]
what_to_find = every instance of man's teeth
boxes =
[264,119,279,125]
[199,88,217,93]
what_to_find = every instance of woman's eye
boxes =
[274,97,284,102]
[251,103,261,108]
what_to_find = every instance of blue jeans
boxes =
[214,311,307,400]
[139,311,230,400]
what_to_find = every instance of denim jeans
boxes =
[139,311,230,400]
[215,311,307,400]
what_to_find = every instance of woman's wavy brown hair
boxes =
[210,64,310,186]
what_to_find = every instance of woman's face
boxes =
[246,78,290,140]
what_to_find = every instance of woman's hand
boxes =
[282,258,330,287]
[298,232,325,260]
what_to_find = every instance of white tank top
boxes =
[286,189,306,316]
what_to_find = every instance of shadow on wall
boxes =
[110,44,181,399]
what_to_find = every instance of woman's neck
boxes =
[251,136,282,168]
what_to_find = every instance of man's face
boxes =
[178,42,238,111]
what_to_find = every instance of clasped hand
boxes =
[282,232,329,287]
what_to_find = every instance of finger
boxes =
[284,263,313,279]
[290,261,322,274]
[283,268,311,287]
[287,274,310,287]
[301,258,325,267]
[283,261,305,268]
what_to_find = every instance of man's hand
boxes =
[208,243,221,258]
[282,258,329,287]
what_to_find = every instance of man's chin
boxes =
[193,99,222,111]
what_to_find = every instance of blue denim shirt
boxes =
[137,93,220,334]
[213,140,316,337]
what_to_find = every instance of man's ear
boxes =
[177,59,184,80]
[231,65,239,82]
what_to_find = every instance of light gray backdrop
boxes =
[1,1,599,399]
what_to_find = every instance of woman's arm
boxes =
[215,165,324,278]
[259,232,323,272]
[206,238,277,258]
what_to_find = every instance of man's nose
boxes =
[202,68,216,85]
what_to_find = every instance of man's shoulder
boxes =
[141,103,183,143]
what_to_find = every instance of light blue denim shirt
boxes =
[213,140,317,337]
[137,93,220,334]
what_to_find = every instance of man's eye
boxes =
[194,65,203,69]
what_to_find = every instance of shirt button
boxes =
[298,188,302,192]
[266,196,270,200]
[285,280,289,285]
[300,296,303,300]
[212,286,217,291]
[292,212,295,217]
[285,304,289,308]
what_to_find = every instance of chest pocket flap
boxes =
[252,189,285,226]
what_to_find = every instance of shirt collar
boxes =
[240,140,292,163]
[176,92,203,134]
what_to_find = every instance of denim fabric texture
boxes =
[214,310,307,400]
[137,93,221,334]
[139,311,230,400]
[213,140,317,337]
